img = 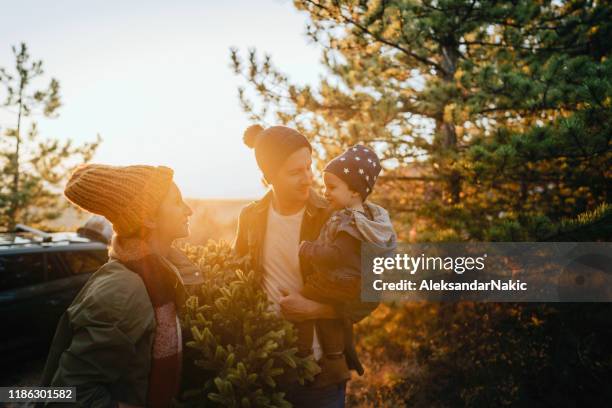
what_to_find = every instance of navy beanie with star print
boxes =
[324,144,381,200]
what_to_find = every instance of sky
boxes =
[0,0,324,199]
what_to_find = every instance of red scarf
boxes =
[110,237,187,408]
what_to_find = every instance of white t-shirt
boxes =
[261,203,322,360]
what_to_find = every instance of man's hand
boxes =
[278,287,338,322]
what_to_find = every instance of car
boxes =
[0,220,111,368]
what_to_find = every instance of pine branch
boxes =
[301,0,448,75]
[541,203,612,241]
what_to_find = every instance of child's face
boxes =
[324,172,361,210]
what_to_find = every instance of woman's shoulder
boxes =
[91,260,149,300]
[67,261,154,336]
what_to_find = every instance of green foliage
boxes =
[351,301,612,407]
[544,202,612,241]
[177,240,320,408]
[0,42,100,230]
[485,202,612,242]
[230,0,611,241]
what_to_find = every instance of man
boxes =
[233,124,378,407]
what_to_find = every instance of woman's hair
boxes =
[242,124,311,182]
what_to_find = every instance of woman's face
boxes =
[269,147,313,205]
[152,182,193,241]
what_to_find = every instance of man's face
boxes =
[269,147,313,205]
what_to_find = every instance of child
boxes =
[296,144,397,386]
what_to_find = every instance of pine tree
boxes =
[229,3,612,405]
[0,43,100,230]
[178,240,320,408]
[230,0,611,241]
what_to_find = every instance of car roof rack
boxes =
[0,235,93,248]
[15,224,53,242]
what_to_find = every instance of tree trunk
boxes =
[437,42,461,204]
[8,84,23,231]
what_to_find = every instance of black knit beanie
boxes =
[324,145,381,200]
[243,125,312,181]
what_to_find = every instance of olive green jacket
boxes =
[40,252,202,407]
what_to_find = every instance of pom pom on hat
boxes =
[242,125,312,181]
[243,124,265,149]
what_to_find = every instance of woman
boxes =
[41,164,201,408]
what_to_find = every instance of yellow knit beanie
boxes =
[64,164,174,237]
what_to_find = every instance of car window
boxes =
[47,250,108,280]
[0,253,46,291]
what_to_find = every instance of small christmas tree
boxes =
[177,240,320,408]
